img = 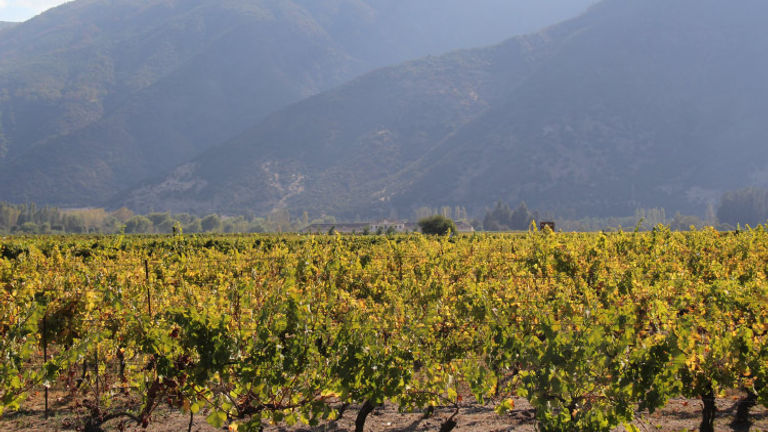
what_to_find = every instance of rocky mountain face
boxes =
[0,0,593,206]
[122,0,768,219]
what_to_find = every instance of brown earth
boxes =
[3,396,768,432]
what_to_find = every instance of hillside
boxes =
[122,0,768,219]
[0,0,593,206]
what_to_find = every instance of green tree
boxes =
[124,215,153,233]
[148,212,174,233]
[483,201,535,231]
[717,188,768,227]
[418,215,457,235]
[201,214,222,232]
[17,221,39,233]
[669,213,704,231]
[184,219,203,233]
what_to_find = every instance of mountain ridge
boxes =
[121,0,768,219]
[0,0,595,206]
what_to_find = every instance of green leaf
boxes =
[206,410,227,428]
[190,402,202,414]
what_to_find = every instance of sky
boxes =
[0,0,68,22]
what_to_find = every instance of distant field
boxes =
[1,230,767,432]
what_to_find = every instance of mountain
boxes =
[122,0,768,219]
[0,22,17,31]
[0,0,594,206]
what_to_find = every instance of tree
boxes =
[201,214,222,232]
[148,212,174,233]
[18,221,39,234]
[111,207,134,223]
[63,214,87,233]
[418,215,457,235]
[670,213,704,231]
[483,201,535,231]
[184,219,203,233]
[124,215,153,233]
[717,188,768,227]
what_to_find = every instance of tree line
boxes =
[1,187,766,235]
[716,188,768,228]
[480,187,768,232]
[0,203,303,235]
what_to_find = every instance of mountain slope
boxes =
[0,0,357,204]
[122,0,768,218]
[0,0,594,206]
[398,0,768,216]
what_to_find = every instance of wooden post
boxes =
[144,259,152,317]
[94,347,99,407]
[42,311,48,419]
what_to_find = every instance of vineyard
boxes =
[2,227,768,432]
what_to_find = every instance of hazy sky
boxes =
[0,0,68,21]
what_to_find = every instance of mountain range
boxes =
[0,0,593,207]
[122,0,768,219]
[3,0,767,221]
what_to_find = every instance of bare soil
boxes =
[4,396,768,432]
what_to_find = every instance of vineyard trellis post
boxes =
[144,259,152,317]
[94,345,99,411]
[42,309,48,419]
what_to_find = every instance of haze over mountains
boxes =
[0,0,594,207]
[3,0,767,220]
[123,0,768,219]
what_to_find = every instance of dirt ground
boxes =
[3,396,768,432]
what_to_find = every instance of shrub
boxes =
[418,215,457,235]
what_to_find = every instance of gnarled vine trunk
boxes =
[355,399,376,432]
[700,386,717,432]
[732,390,757,429]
